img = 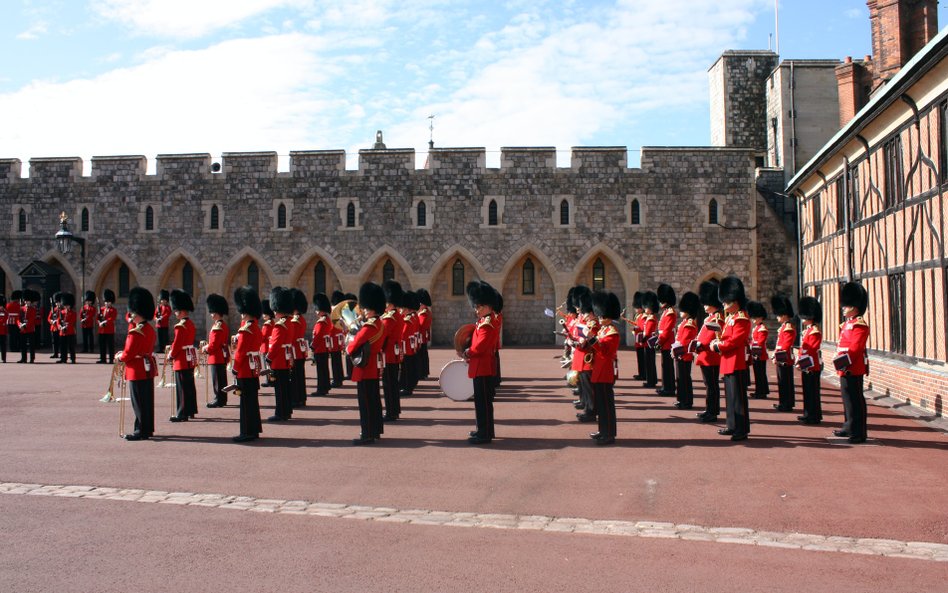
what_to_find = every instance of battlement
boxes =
[570,146,628,172]
[357,148,415,174]
[29,157,82,182]
[156,153,213,179]
[221,151,278,178]
[0,159,22,183]
[500,147,556,171]
[426,148,486,173]
[91,155,147,181]
[289,150,346,176]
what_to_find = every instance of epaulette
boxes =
[732,311,748,320]
[238,321,252,333]
[853,317,869,327]
[780,322,794,331]
[129,323,144,335]
[363,317,379,328]
[381,310,396,320]
[316,314,328,323]
[291,314,300,322]
[684,319,696,328]
[175,319,188,328]
[645,314,655,320]
[662,308,676,317]
[809,326,821,335]
[212,320,224,331]
[275,318,287,327]
[477,316,493,329]
[600,325,618,337]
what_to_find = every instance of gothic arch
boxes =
[89,249,145,293]
[695,268,727,291]
[428,244,490,282]
[0,258,16,295]
[357,245,415,283]
[497,245,558,283]
[221,247,277,288]
[155,249,209,294]
[571,244,632,342]
[287,247,345,294]
[39,250,81,296]
[499,247,557,345]
[428,246,490,346]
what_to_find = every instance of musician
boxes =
[232,286,264,443]
[588,291,621,445]
[348,282,387,445]
[836,282,870,444]
[0,295,7,363]
[492,291,504,388]
[48,292,62,359]
[97,289,118,364]
[289,288,309,408]
[310,293,334,397]
[80,291,96,353]
[560,287,577,371]
[771,295,796,413]
[710,276,751,441]
[6,290,21,353]
[329,290,347,387]
[203,294,230,408]
[673,291,700,410]
[569,286,599,423]
[746,300,770,399]
[399,291,420,398]
[155,289,172,354]
[462,281,500,444]
[655,284,677,396]
[266,287,296,422]
[18,290,37,364]
[417,288,433,380]
[640,290,660,389]
[694,280,722,423]
[380,281,405,420]
[117,287,158,441]
[797,296,823,425]
[629,291,646,381]
[57,293,77,364]
[343,291,358,379]
[168,289,198,422]
[259,299,274,387]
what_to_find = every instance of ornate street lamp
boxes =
[55,211,86,295]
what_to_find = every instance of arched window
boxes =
[630,199,641,225]
[118,264,130,298]
[451,259,465,296]
[247,262,259,292]
[346,202,356,228]
[277,203,287,229]
[210,205,219,230]
[488,199,498,226]
[417,201,427,227]
[592,258,605,291]
[182,262,194,297]
[522,258,535,295]
[81,207,90,232]
[708,199,719,225]
[560,199,570,225]
[383,259,395,283]
[314,262,326,296]
[17,209,26,232]
[145,206,154,231]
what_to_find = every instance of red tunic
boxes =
[798,325,822,373]
[401,312,419,356]
[4,301,19,333]
[48,308,60,335]
[80,303,96,329]
[267,317,294,371]
[233,319,263,379]
[775,322,797,365]
[59,309,77,336]
[0,307,6,336]
[466,314,498,378]
[98,305,117,334]
[260,319,273,356]
[19,304,36,334]
[310,313,334,354]
[715,311,751,375]
[674,318,698,363]
[751,322,769,361]
[590,324,620,384]
[643,314,658,346]
[657,307,677,350]
[155,304,172,329]
[119,322,157,381]
[290,315,307,361]
[837,316,870,376]
[347,317,385,381]
[169,317,197,371]
[206,320,230,365]
[418,305,432,343]
[380,309,404,364]
[571,313,599,372]
[632,312,646,349]
[695,311,722,367]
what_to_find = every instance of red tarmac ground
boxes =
[1,347,946,593]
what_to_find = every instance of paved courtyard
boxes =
[1,347,946,593]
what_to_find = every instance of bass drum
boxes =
[439,359,475,402]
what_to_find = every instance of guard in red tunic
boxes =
[673,291,700,410]
[560,287,577,372]
[232,286,264,442]
[168,289,198,422]
[0,295,6,363]
[629,291,646,381]
[259,300,274,387]
[588,291,621,445]
[492,292,504,388]
[289,288,309,409]
[80,291,96,353]
[695,280,723,423]
[746,300,770,399]
[329,290,347,387]
[380,281,405,420]
[48,292,62,359]
[154,289,172,354]
[771,295,797,412]
[18,289,38,364]
[267,287,296,422]
[640,290,660,388]
[97,289,118,364]
[835,282,871,444]
[711,276,751,441]
[399,291,421,398]
[417,288,433,380]
[310,293,334,397]
[462,281,499,444]
[203,294,230,408]
[348,282,387,445]
[796,296,823,425]
[569,286,600,423]
[5,290,21,353]
[655,284,678,396]
[57,293,77,364]
[118,287,157,441]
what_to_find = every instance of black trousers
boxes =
[81,327,94,352]
[272,369,293,419]
[724,371,750,436]
[60,334,76,363]
[129,379,155,438]
[400,354,417,395]
[174,368,198,418]
[51,331,60,357]
[211,363,227,405]
[236,377,262,437]
[8,324,19,351]
[494,350,502,387]
[578,370,595,416]
[473,375,496,439]
[330,351,344,386]
[356,379,383,439]
[19,331,35,362]
[643,346,658,387]
[840,374,866,439]
[593,382,617,439]
[676,359,693,407]
[292,359,306,406]
[801,371,822,421]
[700,365,721,416]
[420,343,430,378]
[383,362,401,418]
[157,326,169,353]
[634,347,645,379]
[0,332,6,362]
[313,352,331,395]
[99,333,115,363]
[752,359,770,396]
[659,349,676,394]
[776,364,795,409]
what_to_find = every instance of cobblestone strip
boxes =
[3,481,946,562]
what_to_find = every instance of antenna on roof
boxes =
[427,114,435,150]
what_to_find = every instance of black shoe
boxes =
[353,436,376,445]
[55,360,65,364]
[207,401,223,408]
[17,360,25,364]
[50,353,59,358]
[469,430,481,437]
[96,360,107,364]
[232,434,257,443]
[632,374,644,380]
[674,402,693,409]
[848,436,867,444]
[833,429,850,437]
[124,433,147,441]
[718,428,735,436]
[730,433,748,441]
[773,404,793,412]
[266,415,287,422]
[331,380,343,388]
[751,394,768,399]
[595,436,615,446]
[467,435,492,444]
[169,416,187,422]
[801,419,822,425]
[656,390,675,397]
[573,402,584,410]
[643,382,657,388]
[312,391,329,397]
[383,415,397,421]
[589,432,601,440]
[699,415,719,423]
[576,413,596,423]
[572,399,582,405]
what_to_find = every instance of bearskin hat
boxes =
[330,290,346,306]
[170,289,194,312]
[158,289,170,301]
[571,285,592,314]
[840,281,868,315]
[718,276,747,308]
[402,290,420,311]
[383,280,404,307]
[592,291,621,319]
[10,290,22,301]
[679,291,702,319]
[206,293,229,316]
[234,286,262,318]
[657,283,677,307]
[269,287,294,315]
[416,288,432,307]
[466,280,496,309]
[128,287,155,321]
[291,288,308,315]
[84,290,96,303]
[798,296,822,324]
[565,287,577,314]
[641,290,659,313]
[103,288,115,303]
[52,291,63,304]
[261,299,274,318]
[770,294,794,318]
[494,290,504,314]
[312,292,331,314]
[632,290,643,310]
[25,289,40,302]
[344,292,357,302]
[358,282,386,314]
[60,292,75,307]
[0,295,5,307]
[746,300,767,320]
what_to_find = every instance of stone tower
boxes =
[709,50,779,154]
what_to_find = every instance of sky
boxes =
[2,0,947,172]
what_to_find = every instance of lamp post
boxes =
[55,211,86,296]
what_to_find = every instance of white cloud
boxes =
[90,0,307,38]
[845,7,864,19]
[16,21,48,40]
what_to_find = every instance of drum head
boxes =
[439,359,474,402]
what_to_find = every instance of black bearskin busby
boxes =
[572,285,593,314]
[679,291,701,319]
[84,290,95,303]
[657,283,677,307]
[840,281,868,316]
[494,290,504,314]
[383,280,404,307]
[60,292,75,308]
[770,294,794,318]
[234,286,262,319]
[698,280,721,309]
[158,289,170,302]
[53,291,63,304]
[330,290,346,306]
[0,295,5,307]
[128,287,155,321]
[11,290,22,302]
[465,280,497,309]
[102,288,115,303]
[170,289,194,312]
[718,276,747,308]
[358,282,386,314]
[206,293,229,316]
[24,289,39,303]
[641,290,659,314]
[269,287,295,315]
[291,288,308,315]
[632,290,644,310]
[592,291,621,320]
[565,287,577,314]
[746,300,767,320]
[416,288,432,307]
[402,290,420,311]
[261,299,274,318]
[798,296,822,324]
[313,292,331,314]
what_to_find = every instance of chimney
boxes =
[868,0,938,86]
[835,57,875,126]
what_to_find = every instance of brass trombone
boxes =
[158,345,175,388]
[101,359,126,403]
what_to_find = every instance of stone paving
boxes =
[4,481,946,564]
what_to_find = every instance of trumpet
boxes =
[158,345,175,388]
[100,359,126,403]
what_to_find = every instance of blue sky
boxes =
[2,0,946,171]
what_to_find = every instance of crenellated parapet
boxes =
[91,155,147,181]
[221,151,278,179]
[29,157,82,182]
[156,153,213,180]
[289,150,346,177]
[570,147,628,173]
[0,159,22,183]
[500,147,556,172]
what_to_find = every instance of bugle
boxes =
[100,359,126,403]
[158,345,175,388]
